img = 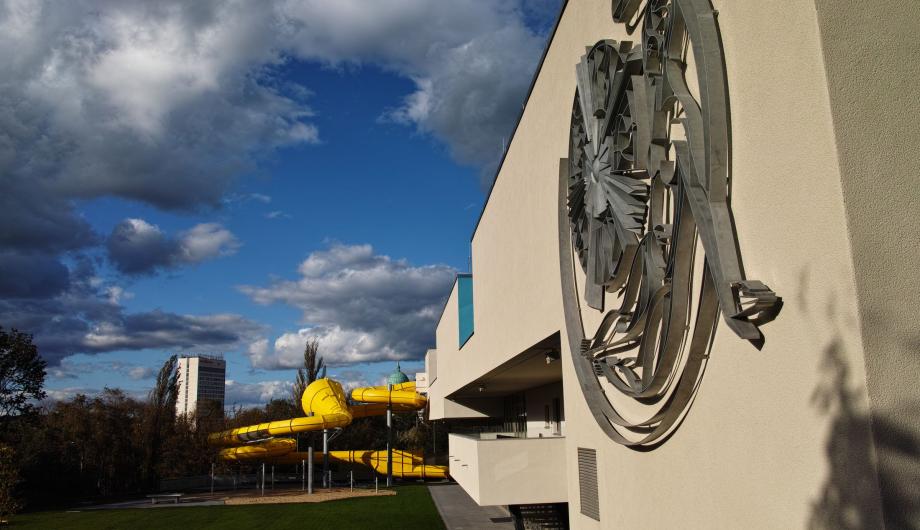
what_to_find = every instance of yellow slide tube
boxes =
[219,438,295,462]
[350,381,427,409]
[268,450,449,479]
[208,378,352,446]
[209,378,449,479]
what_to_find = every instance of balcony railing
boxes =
[448,433,567,506]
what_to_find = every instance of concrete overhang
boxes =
[448,332,562,399]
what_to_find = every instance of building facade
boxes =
[425,0,920,528]
[176,355,226,419]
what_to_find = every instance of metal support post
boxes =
[386,383,393,487]
[350,470,353,492]
[375,475,378,494]
[210,463,215,494]
[308,446,314,494]
[322,429,329,488]
[302,459,305,491]
[271,465,275,490]
[261,463,265,496]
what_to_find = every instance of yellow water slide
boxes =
[208,378,448,479]
[269,449,448,480]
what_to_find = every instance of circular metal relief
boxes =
[560,0,782,447]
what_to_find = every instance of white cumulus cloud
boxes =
[225,379,293,408]
[178,223,241,263]
[240,243,455,369]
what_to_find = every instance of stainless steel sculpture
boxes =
[560,0,782,447]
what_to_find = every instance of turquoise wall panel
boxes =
[458,274,474,347]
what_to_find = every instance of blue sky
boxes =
[0,0,560,406]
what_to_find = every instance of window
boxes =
[502,393,527,437]
[457,274,474,347]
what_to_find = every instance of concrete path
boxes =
[83,498,224,510]
[428,483,514,530]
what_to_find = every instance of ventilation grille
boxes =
[511,503,569,529]
[577,447,599,521]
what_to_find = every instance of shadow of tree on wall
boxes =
[809,341,920,529]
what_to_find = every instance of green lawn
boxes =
[8,485,445,530]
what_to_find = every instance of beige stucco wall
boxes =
[430,281,457,419]
[554,0,889,527]
[813,1,920,526]
[449,433,568,506]
[430,0,917,527]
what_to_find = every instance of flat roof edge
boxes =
[470,0,570,242]
[434,272,472,331]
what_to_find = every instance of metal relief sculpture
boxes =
[560,0,782,447]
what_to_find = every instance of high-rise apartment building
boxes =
[176,355,226,418]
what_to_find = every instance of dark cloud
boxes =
[280,0,546,175]
[0,257,263,365]
[105,219,240,275]
[48,359,156,381]
[380,23,543,175]
[0,0,549,249]
[3,297,263,366]
[0,0,314,306]
[0,0,550,225]
[83,310,261,352]
[0,0,307,354]
[0,251,70,299]
[0,0,317,212]
[106,219,178,275]
[0,180,98,254]
[240,244,455,368]
[0,0,553,363]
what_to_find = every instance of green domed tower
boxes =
[386,361,410,386]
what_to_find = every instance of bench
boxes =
[146,493,184,505]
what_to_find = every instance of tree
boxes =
[398,419,432,452]
[291,338,325,408]
[0,328,46,418]
[289,341,325,453]
[141,356,178,489]
[265,398,300,421]
[0,445,19,523]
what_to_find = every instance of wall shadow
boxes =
[809,341,920,529]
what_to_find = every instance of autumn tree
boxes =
[290,339,326,451]
[0,444,19,523]
[291,338,325,408]
[0,328,46,418]
[141,356,178,489]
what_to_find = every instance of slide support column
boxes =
[308,446,314,494]
[386,383,393,487]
